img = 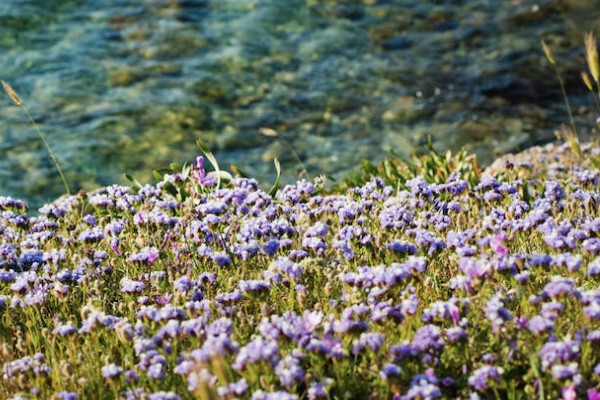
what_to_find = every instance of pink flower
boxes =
[588,389,600,400]
[562,384,576,400]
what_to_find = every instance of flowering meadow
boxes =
[0,142,599,400]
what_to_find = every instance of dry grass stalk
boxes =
[1,80,70,195]
[581,71,593,91]
[2,80,23,106]
[559,124,583,162]
[541,40,555,65]
[584,31,600,84]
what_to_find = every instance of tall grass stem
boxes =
[540,40,576,132]
[2,80,70,195]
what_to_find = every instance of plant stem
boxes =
[552,63,577,132]
[21,106,71,195]
[2,80,70,195]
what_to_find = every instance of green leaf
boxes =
[170,162,182,172]
[163,182,178,198]
[181,164,191,180]
[153,170,164,182]
[268,158,281,197]
[209,170,233,181]
[196,138,222,189]
[179,187,189,202]
[124,173,143,190]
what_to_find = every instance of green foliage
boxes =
[338,140,481,192]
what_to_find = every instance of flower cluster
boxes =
[0,150,599,399]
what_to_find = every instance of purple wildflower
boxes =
[307,379,333,399]
[538,338,580,371]
[445,327,468,342]
[57,392,79,400]
[274,257,303,280]
[542,276,574,298]
[192,156,216,187]
[174,276,195,292]
[484,295,512,331]
[102,363,123,379]
[380,363,402,380]
[387,241,417,255]
[422,299,461,325]
[121,277,145,294]
[218,378,249,397]
[147,392,181,400]
[411,325,444,354]
[304,222,329,238]
[78,227,104,243]
[213,252,231,267]
[403,370,442,399]
[275,354,305,387]
[551,363,579,380]
[352,332,384,355]
[18,250,45,269]
[589,388,600,400]
[302,237,327,254]
[239,279,271,294]
[583,238,600,254]
[53,322,77,336]
[544,231,576,250]
[306,335,347,359]
[251,390,299,400]
[544,180,566,202]
[2,353,50,378]
[540,301,564,320]
[468,365,503,391]
[232,337,280,371]
[527,316,554,335]
[147,362,165,380]
[129,247,159,264]
[588,257,600,275]
[459,257,492,279]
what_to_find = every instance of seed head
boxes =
[541,40,555,66]
[581,70,593,91]
[584,31,599,83]
[2,80,23,106]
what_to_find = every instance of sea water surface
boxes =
[0,0,598,208]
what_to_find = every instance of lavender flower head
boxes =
[411,325,444,354]
[192,156,216,187]
[468,365,503,391]
[101,363,123,379]
[129,247,159,265]
[403,370,442,399]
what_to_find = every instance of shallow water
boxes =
[0,0,598,209]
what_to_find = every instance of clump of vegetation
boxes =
[339,141,480,193]
[0,131,598,399]
[0,30,599,400]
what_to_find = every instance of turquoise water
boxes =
[0,0,598,209]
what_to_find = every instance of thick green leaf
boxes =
[153,170,164,182]
[163,182,178,198]
[196,137,222,189]
[124,173,143,190]
[268,158,281,197]
[181,164,191,180]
